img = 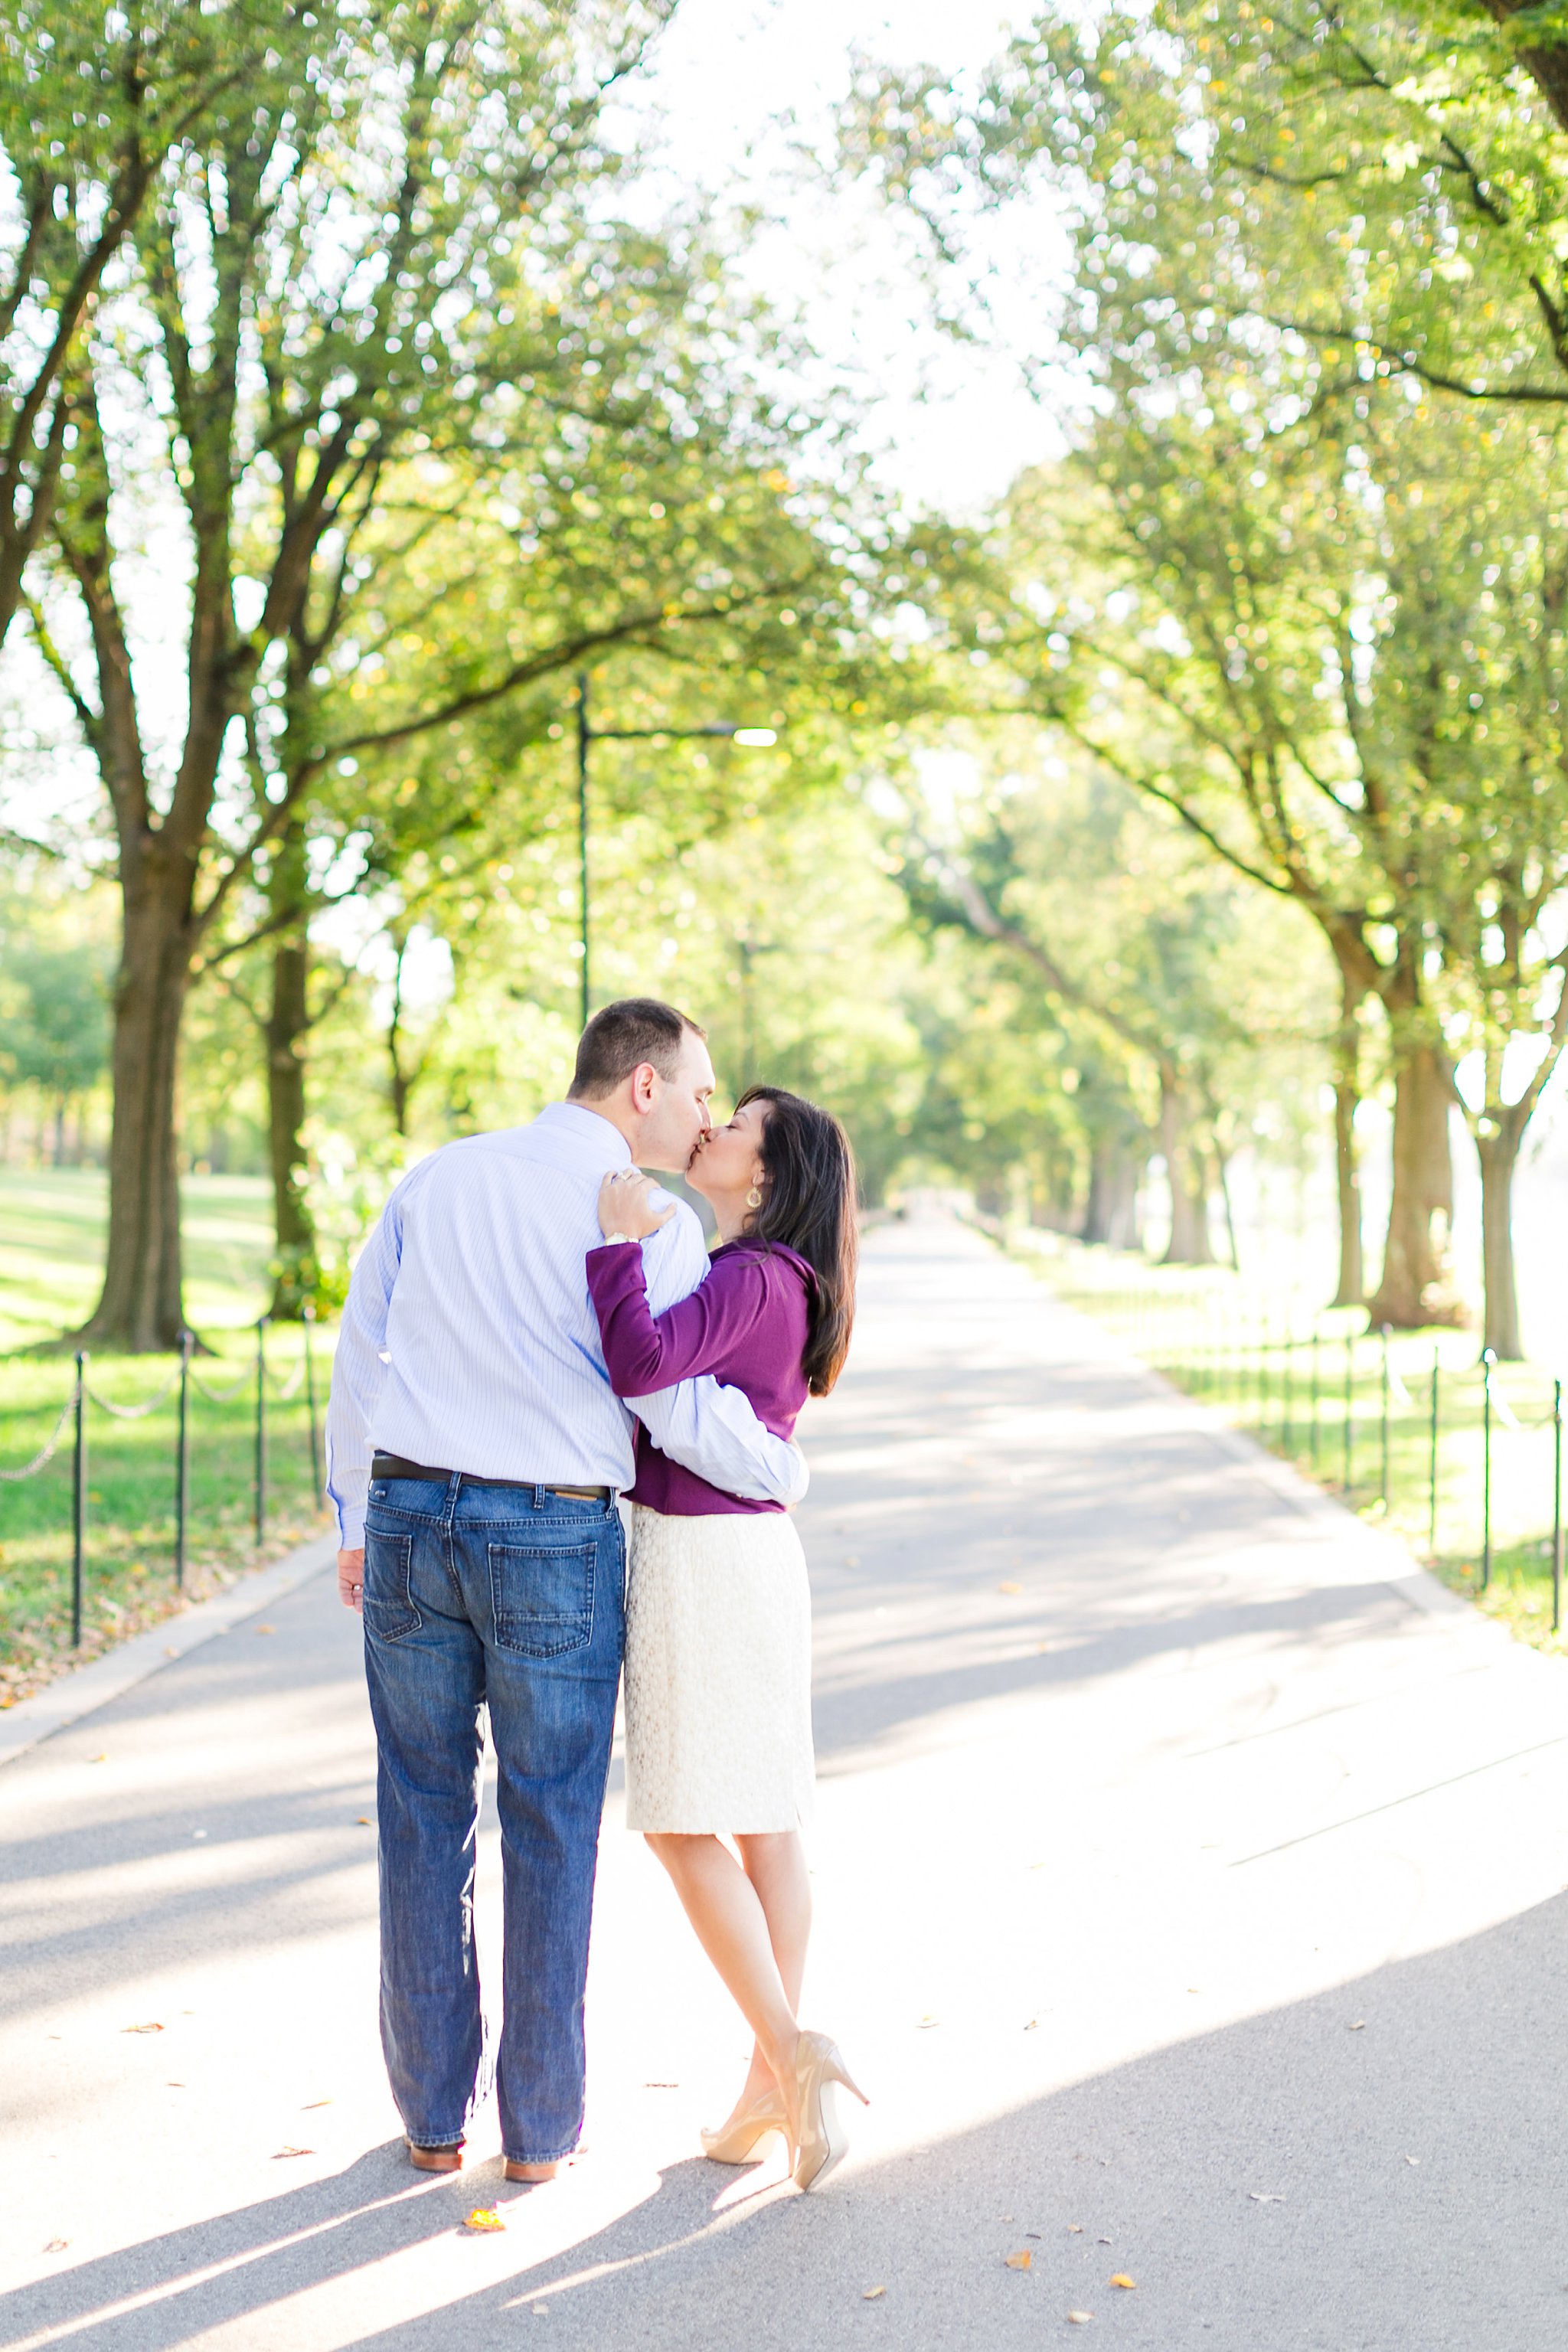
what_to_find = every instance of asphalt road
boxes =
[5,1212,1568,2351]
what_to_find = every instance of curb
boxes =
[0,1527,338,1770]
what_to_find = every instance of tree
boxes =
[891,749,1317,1263]
[841,0,1568,408]
[240,409,875,1310]
[842,11,1568,1341]
[18,0,859,1348]
[0,925,108,1158]
[0,5,294,652]
[987,384,1568,1348]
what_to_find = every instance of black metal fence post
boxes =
[1481,1348,1494,1590]
[255,1316,268,1547]
[70,1350,87,1648]
[1282,1323,1294,1455]
[175,1330,192,1592]
[1380,1324,1390,1513]
[303,1302,322,1498]
[1429,1348,1440,1558]
[1552,1378,1563,1638]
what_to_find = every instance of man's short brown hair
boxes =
[567,998,707,1099]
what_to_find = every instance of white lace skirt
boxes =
[623,1504,815,1834]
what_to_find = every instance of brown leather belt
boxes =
[371,1452,612,1501]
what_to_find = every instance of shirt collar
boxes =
[535,1099,636,1169]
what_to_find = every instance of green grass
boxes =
[0,1168,281,1350]
[0,1171,336,1704]
[1005,1227,1567,1657]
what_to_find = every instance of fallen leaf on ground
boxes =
[1111,2275,1136,2289]
[1348,2020,1366,2032]
[862,2285,886,2300]
[1026,2231,1041,2240]
[1024,2019,1039,2030]
[530,2306,548,2317]
[1405,2154,1420,2166]
[1097,2236,1111,2245]
[1004,2249,1032,2270]
[465,2208,506,2233]
[89,1753,107,1764]
[997,1580,1022,1594]
[273,2146,314,2159]
[916,2014,939,2028]
[44,2239,68,2253]
[1248,2192,1285,2203]
[166,2081,185,2089]
[122,2022,163,2034]
[255,1625,276,1635]
[356,1817,371,1825]
[1067,2223,1083,2233]
[1067,2314,1094,2326]
[302,2099,332,2109]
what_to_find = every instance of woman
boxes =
[586,1084,865,2190]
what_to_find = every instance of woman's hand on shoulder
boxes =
[597,1166,678,1243]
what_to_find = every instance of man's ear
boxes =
[628,1060,659,1112]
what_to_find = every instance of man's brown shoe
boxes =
[502,2159,559,2183]
[408,2141,463,2173]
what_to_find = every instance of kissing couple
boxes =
[324,996,867,2194]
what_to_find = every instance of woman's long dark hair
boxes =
[737,1086,858,1396]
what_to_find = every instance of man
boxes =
[325,998,806,2182]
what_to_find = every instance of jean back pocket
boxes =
[487,1537,596,1658]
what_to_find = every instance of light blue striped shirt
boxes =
[325,1102,808,1549]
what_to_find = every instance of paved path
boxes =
[5,1214,1568,2351]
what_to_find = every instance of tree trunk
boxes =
[1158,1063,1214,1265]
[266,863,316,1319]
[1330,975,1364,1307]
[1366,1042,1461,1328]
[1477,1119,1526,1361]
[1083,1134,1143,1249]
[79,874,192,1351]
[387,926,424,1137]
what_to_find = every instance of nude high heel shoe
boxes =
[791,2030,868,2192]
[701,2086,789,2164]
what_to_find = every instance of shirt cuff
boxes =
[336,1504,367,1551]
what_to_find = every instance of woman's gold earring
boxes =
[746,1184,763,1210]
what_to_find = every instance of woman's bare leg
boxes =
[731,1831,812,2106]
[645,1832,802,2141]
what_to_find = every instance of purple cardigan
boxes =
[586,1236,813,1514]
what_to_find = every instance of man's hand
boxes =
[338,1548,364,1613]
[597,1167,678,1242]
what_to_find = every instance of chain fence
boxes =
[0,1308,325,1647]
[1030,1240,1567,1632]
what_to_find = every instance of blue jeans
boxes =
[361,1473,626,2164]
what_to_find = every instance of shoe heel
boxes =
[829,2057,869,2106]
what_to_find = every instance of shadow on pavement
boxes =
[813,1579,1418,1771]
[11,1896,1567,2352]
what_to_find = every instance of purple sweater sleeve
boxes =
[586,1243,769,1395]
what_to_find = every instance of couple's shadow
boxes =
[2,2138,790,2352]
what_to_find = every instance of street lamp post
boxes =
[573,671,776,1029]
